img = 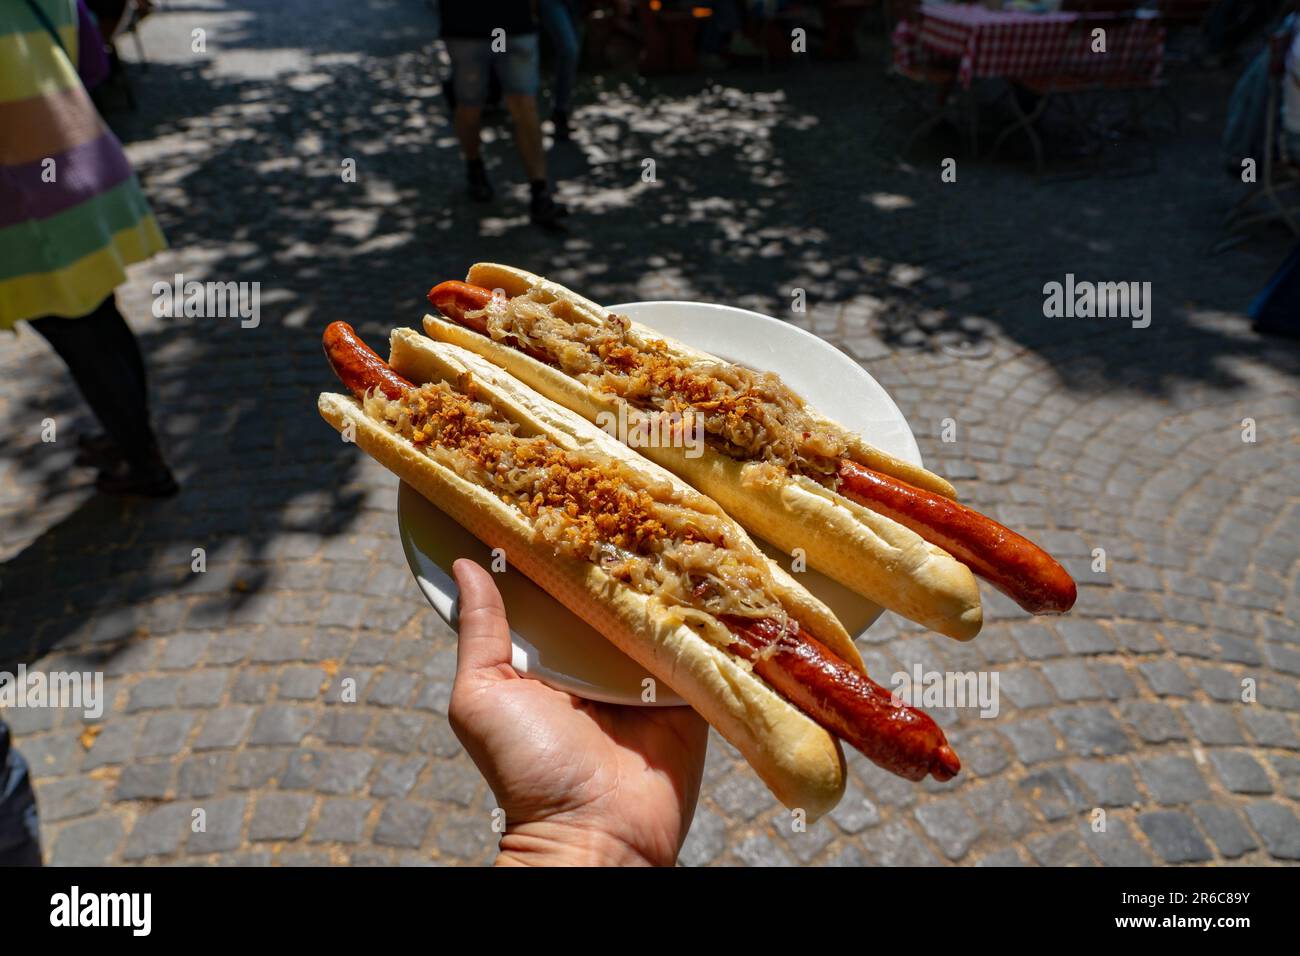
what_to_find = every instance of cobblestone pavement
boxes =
[1,0,1297,866]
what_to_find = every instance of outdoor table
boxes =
[893,3,1166,164]
[894,3,1165,89]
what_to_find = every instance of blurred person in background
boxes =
[539,0,580,141]
[1284,11,1300,155]
[1,0,177,496]
[440,0,568,230]
[1251,18,1300,338]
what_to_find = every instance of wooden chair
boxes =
[1215,27,1300,250]
[886,0,969,155]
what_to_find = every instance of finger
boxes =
[451,558,516,683]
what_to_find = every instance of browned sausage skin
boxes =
[323,321,413,400]
[427,281,555,365]
[836,461,1077,615]
[428,281,493,333]
[322,322,960,783]
[723,616,960,782]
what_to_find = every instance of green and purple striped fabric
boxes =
[0,0,165,328]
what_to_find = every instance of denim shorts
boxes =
[445,33,540,107]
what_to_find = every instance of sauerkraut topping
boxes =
[363,379,787,624]
[471,290,853,482]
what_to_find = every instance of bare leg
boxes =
[454,105,484,161]
[504,94,546,182]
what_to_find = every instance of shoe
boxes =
[552,109,571,142]
[466,160,494,203]
[96,456,179,498]
[75,432,122,468]
[530,191,569,232]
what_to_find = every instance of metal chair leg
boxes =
[990,86,1048,174]
[900,77,960,158]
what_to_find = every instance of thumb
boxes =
[451,558,516,684]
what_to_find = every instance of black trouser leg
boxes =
[29,296,159,464]
[99,295,149,409]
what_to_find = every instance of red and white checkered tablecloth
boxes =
[894,3,1165,89]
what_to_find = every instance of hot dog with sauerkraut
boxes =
[319,323,959,819]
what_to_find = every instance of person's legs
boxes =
[504,94,547,182]
[57,300,146,465]
[28,297,176,496]
[497,34,546,178]
[497,34,566,228]
[29,298,154,462]
[445,38,494,201]
[538,0,581,137]
[72,300,148,464]
[100,295,149,409]
[504,92,567,229]
[453,104,485,161]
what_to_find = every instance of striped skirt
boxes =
[0,0,166,330]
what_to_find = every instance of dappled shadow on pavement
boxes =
[0,0,1295,867]
[2,0,1293,673]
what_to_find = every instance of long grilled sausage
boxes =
[323,323,960,782]
[836,461,1076,615]
[723,616,960,782]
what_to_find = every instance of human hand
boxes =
[447,559,709,866]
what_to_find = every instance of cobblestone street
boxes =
[1,0,1297,866]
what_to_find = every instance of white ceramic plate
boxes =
[397,301,923,707]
